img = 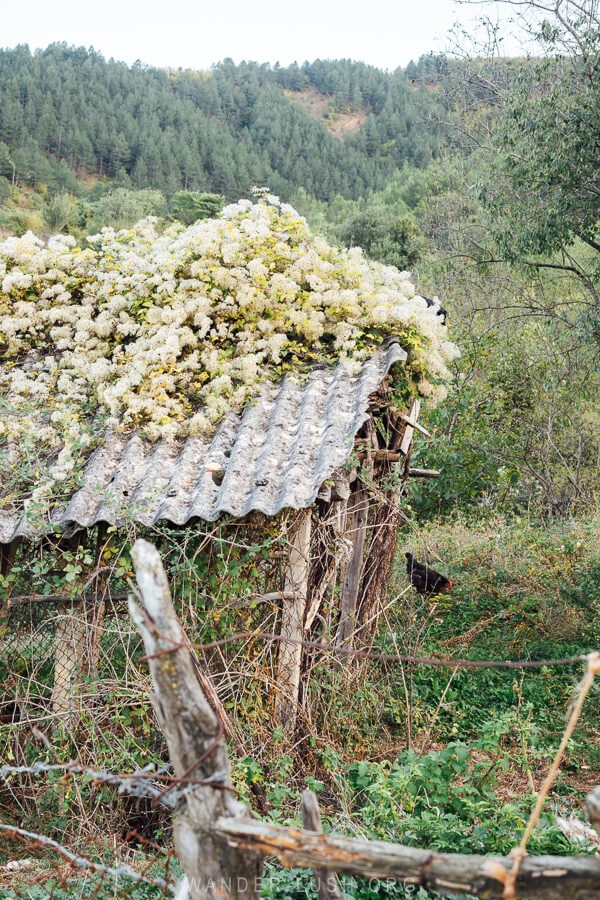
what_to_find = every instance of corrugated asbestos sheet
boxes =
[0,342,407,541]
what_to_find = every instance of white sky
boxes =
[1,0,527,71]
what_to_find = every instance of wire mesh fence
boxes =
[0,595,145,722]
[0,594,179,898]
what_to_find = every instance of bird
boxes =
[405,552,453,595]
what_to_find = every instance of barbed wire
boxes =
[0,761,179,808]
[146,628,590,670]
[1,600,597,898]
[0,822,175,895]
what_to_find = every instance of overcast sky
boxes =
[1,0,527,71]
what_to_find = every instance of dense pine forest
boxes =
[0,45,444,205]
[0,6,599,896]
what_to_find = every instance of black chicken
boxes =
[405,552,453,595]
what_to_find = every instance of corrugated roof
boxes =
[0,342,407,541]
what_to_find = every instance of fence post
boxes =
[129,538,263,900]
[50,602,88,727]
[301,790,343,900]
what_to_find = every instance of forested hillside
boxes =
[0,45,444,204]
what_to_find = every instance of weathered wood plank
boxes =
[215,817,600,899]
[399,398,421,456]
[334,484,369,650]
[399,414,432,438]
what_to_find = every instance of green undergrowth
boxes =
[242,514,600,896]
[1,514,599,898]
[394,513,600,749]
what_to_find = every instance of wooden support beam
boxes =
[399,398,421,456]
[334,484,369,651]
[274,510,312,734]
[355,454,440,475]
[399,415,431,438]
[356,450,403,462]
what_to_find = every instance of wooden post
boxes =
[305,498,349,632]
[129,539,263,900]
[51,602,88,727]
[274,510,312,734]
[334,484,370,651]
[356,400,419,632]
[301,791,343,900]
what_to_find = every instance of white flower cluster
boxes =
[0,197,458,504]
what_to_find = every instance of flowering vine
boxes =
[0,196,458,515]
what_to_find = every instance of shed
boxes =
[0,200,454,734]
[0,341,432,732]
